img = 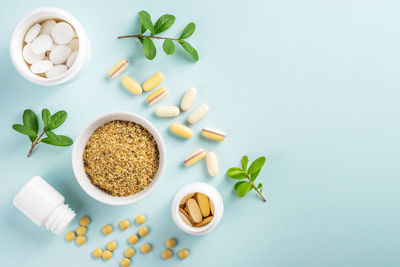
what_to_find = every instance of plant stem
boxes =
[245,174,266,202]
[117,34,181,41]
[27,130,46,157]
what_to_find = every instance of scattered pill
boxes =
[49,45,71,64]
[119,219,130,230]
[120,257,131,267]
[186,198,203,223]
[51,22,74,45]
[128,234,139,245]
[155,106,180,117]
[76,225,87,236]
[66,50,78,68]
[24,23,41,43]
[146,86,168,105]
[169,123,193,139]
[201,127,226,141]
[30,34,53,54]
[188,104,209,124]
[180,193,195,206]
[142,72,164,91]
[102,224,113,235]
[140,243,152,254]
[161,249,173,260]
[165,238,177,248]
[178,249,189,259]
[135,214,146,225]
[65,231,76,242]
[30,60,53,74]
[76,235,86,246]
[92,248,103,259]
[102,250,113,260]
[184,148,206,166]
[121,76,143,95]
[46,64,67,78]
[124,247,135,258]
[23,43,45,64]
[206,152,219,176]
[138,226,149,237]
[79,216,90,226]
[106,241,117,251]
[179,208,194,226]
[210,199,215,215]
[196,215,214,227]
[180,88,197,111]
[195,193,210,217]
[67,38,79,51]
[108,59,129,79]
[39,19,56,35]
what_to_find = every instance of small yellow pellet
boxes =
[92,248,103,259]
[102,250,112,260]
[106,241,117,251]
[169,123,193,139]
[178,248,189,259]
[120,257,131,267]
[76,225,87,236]
[135,214,146,225]
[140,243,152,254]
[76,235,86,246]
[108,59,129,79]
[184,148,207,166]
[102,224,113,235]
[128,234,139,245]
[124,247,135,258]
[161,249,173,260]
[65,231,75,242]
[138,226,149,237]
[165,238,177,248]
[119,219,130,230]
[79,216,90,226]
[146,86,168,105]
[121,75,143,95]
[143,72,164,91]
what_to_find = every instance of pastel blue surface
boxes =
[1,0,399,266]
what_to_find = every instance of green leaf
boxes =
[241,155,249,172]
[237,182,252,197]
[163,39,175,55]
[23,109,39,142]
[250,169,261,181]
[138,10,155,34]
[226,167,246,180]
[47,111,67,130]
[46,130,61,141]
[140,24,146,34]
[41,109,51,129]
[178,40,199,61]
[257,183,263,194]
[143,37,156,60]
[179,22,195,39]
[12,124,38,139]
[154,14,175,34]
[248,156,266,175]
[234,181,247,192]
[41,135,73,146]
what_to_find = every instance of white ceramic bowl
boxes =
[10,7,91,86]
[72,112,167,206]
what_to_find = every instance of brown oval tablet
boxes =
[180,193,195,207]
[186,198,202,223]
[179,208,194,226]
[210,199,215,215]
[194,193,210,217]
[195,216,214,227]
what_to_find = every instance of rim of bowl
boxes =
[72,111,167,205]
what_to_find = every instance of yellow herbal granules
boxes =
[83,120,159,197]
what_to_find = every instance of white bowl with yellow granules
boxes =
[72,112,166,205]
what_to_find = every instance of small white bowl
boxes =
[72,112,167,206]
[9,7,91,86]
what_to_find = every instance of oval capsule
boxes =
[206,152,219,176]
[143,72,164,91]
[155,106,180,117]
[146,86,168,105]
[188,104,209,124]
[108,59,129,79]
[201,127,226,141]
[180,88,197,111]
[184,148,206,166]
[170,123,193,139]
[121,75,143,95]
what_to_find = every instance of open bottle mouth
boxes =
[44,204,76,235]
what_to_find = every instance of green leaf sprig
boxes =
[12,109,73,157]
[118,10,199,61]
[226,156,267,202]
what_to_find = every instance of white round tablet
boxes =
[49,45,71,64]
[30,60,53,74]
[30,34,53,54]
[23,43,45,64]
[40,19,56,35]
[24,23,41,43]
[66,50,78,68]
[51,22,74,45]
[46,64,68,78]
[67,38,79,51]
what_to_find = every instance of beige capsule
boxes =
[108,59,129,78]
[206,152,219,176]
[121,75,143,95]
[201,127,226,141]
[155,106,180,117]
[194,193,210,217]
[180,88,197,111]
[184,148,206,166]
[143,72,164,91]
[146,86,168,105]
[186,198,202,223]
[195,216,214,227]
[170,123,193,139]
[188,104,209,124]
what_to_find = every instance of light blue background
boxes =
[0,0,399,266]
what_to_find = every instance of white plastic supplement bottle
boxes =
[13,176,76,235]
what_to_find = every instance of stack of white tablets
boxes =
[22,19,79,78]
